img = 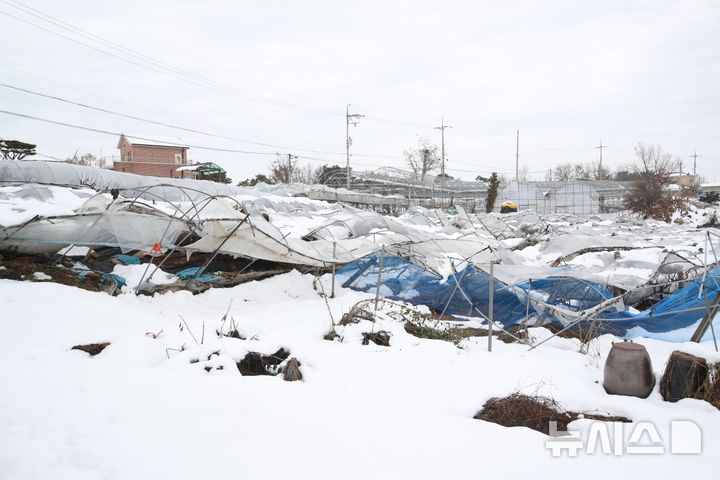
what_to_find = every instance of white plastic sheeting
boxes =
[182,199,380,267]
[0,201,189,254]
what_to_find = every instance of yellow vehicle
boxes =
[500,201,518,213]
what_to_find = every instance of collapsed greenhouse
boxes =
[1,159,719,345]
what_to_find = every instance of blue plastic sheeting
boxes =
[337,253,720,340]
[112,254,141,266]
[514,268,720,337]
[176,267,221,283]
[336,253,527,325]
[77,271,127,288]
[100,273,127,288]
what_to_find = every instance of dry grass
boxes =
[339,301,376,325]
[694,363,720,410]
[475,393,630,435]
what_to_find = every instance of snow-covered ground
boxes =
[1,182,720,478]
[1,271,719,479]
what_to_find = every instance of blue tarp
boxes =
[513,269,720,336]
[112,254,141,266]
[336,253,527,325]
[176,267,221,283]
[337,253,720,339]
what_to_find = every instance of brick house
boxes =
[112,134,197,178]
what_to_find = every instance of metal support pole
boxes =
[691,288,720,345]
[515,129,519,182]
[488,261,495,352]
[331,241,336,298]
[373,246,385,320]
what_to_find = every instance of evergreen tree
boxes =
[0,139,36,160]
[485,172,500,213]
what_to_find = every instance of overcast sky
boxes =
[1,0,719,183]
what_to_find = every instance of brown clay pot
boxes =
[603,342,655,398]
[660,351,708,402]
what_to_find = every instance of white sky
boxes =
[1,0,719,183]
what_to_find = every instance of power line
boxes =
[0,83,523,173]
[0,109,538,176]
[0,82,350,156]
[0,2,628,158]
[1,0,271,102]
[0,0,306,110]
[0,63,125,106]
[453,128,596,152]
[0,108,391,170]
[0,3,327,114]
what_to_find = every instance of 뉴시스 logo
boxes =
[545,420,702,457]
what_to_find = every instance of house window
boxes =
[175,153,182,164]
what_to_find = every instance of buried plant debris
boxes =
[404,321,528,345]
[339,300,376,325]
[404,321,475,344]
[361,330,391,346]
[282,358,303,382]
[474,393,630,435]
[71,342,110,356]
[693,363,720,410]
[236,348,291,376]
[323,328,341,341]
[0,255,107,293]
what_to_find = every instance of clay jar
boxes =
[603,342,655,398]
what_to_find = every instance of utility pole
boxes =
[594,141,608,180]
[345,104,364,189]
[690,150,702,176]
[277,152,297,183]
[434,117,452,176]
[515,129,520,182]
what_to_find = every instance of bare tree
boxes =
[517,165,529,182]
[66,152,104,167]
[553,160,609,181]
[269,154,295,184]
[623,143,685,222]
[269,155,320,184]
[553,162,575,181]
[292,163,321,184]
[404,137,440,182]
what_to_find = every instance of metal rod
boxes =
[373,246,385,323]
[488,260,495,352]
[331,241,336,298]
